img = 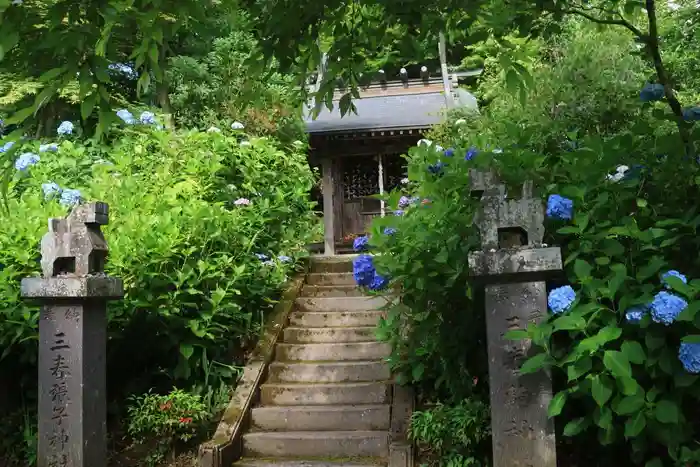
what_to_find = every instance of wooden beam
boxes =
[321,158,336,255]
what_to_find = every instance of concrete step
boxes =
[301,284,365,298]
[288,310,384,328]
[306,273,356,286]
[242,431,389,458]
[296,297,392,312]
[284,326,377,343]
[309,256,356,273]
[267,361,390,383]
[275,342,391,362]
[250,405,391,431]
[235,461,385,467]
[260,382,390,405]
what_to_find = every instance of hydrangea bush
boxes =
[364,81,700,464]
[0,121,318,427]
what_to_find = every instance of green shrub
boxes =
[0,119,319,463]
[126,388,209,466]
[409,400,491,466]
[363,17,700,466]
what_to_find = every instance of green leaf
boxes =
[621,341,646,364]
[608,263,627,298]
[645,458,663,467]
[39,67,65,83]
[179,343,194,360]
[563,417,589,436]
[636,256,666,282]
[592,375,614,406]
[567,356,592,382]
[412,363,425,381]
[553,314,586,331]
[80,93,98,121]
[674,372,698,388]
[4,106,35,125]
[654,399,679,424]
[548,391,567,417]
[519,353,549,374]
[574,259,593,280]
[615,393,645,415]
[624,411,646,438]
[681,335,700,344]
[645,333,666,350]
[603,350,632,378]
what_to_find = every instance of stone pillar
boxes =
[467,171,562,467]
[21,202,123,467]
[321,157,336,255]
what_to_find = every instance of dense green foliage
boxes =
[0,121,318,463]
[362,6,700,465]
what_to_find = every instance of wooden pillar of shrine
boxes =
[321,157,336,255]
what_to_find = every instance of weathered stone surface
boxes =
[306,273,356,286]
[295,296,393,312]
[468,247,562,283]
[288,310,384,328]
[236,461,384,467]
[250,405,390,431]
[275,342,391,361]
[242,431,389,458]
[268,361,390,383]
[283,326,378,344]
[21,276,123,299]
[22,202,123,467]
[260,382,390,406]
[301,284,366,298]
[309,256,357,273]
[468,173,560,467]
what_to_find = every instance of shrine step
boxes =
[260,382,390,406]
[308,256,356,273]
[296,297,390,312]
[288,310,384,328]
[306,273,356,286]
[275,342,391,362]
[234,460,385,467]
[267,361,390,383]
[241,431,389,458]
[250,405,390,431]
[283,326,378,344]
[301,284,366,298]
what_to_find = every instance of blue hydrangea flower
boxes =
[428,161,446,175]
[108,63,138,80]
[640,83,665,102]
[57,121,74,136]
[278,255,292,263]
[59,189,82,207]
[39,143,58,153]
[116,109,135,124]
[353,235,370,252]
[444,148,454,157]
[465,147,478,161]
[140,111,156,125]
[42,182,61,200]
[14,152,40,171]
[0,141,15,152]
[625,306,648,324]
[679,342,700,374]
[548,286,576,314]
[546,194,574,221]
[682,107,700,122]
[394,210,404,216]
[398,196,410,208]
[231,121,245,130]
[383,227,396,235]
[650,291,687,325]
[662,270,687,289]
[353,254,375,287]
[254,253,269,260]
[368,272,389,291]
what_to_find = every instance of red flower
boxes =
[179,417,193,424]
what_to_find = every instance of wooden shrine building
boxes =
[305,66,480,255]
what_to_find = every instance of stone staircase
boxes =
[234,256,394,467]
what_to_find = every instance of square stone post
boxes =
[467,171,562,467]
[321,157,336,255]
[21,202,123,467]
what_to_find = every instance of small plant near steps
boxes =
[234,255,394,466]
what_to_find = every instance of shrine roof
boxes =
[303,76,480,134]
